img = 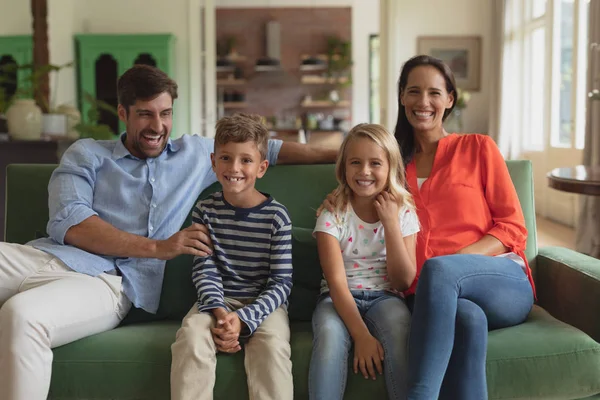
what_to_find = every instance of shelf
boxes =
[223,102,248,109]
[216,66,235,73]
[299,64,327,72]
[301,100,350,108]
[217,79,246,86]
[301,76,349,85]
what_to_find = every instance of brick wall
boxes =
[216,7,352,122]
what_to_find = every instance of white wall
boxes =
[0,0,32,35]
[383,0,492,134]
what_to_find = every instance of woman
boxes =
[395,55,535,399]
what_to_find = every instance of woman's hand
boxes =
[353,332,384,380]
[316,191,338,217]
[375,192,400,227]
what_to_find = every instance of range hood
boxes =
[255,21,282,72]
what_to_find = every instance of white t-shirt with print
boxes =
[313,204,420,294]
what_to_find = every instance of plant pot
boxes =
[42,113,68,138]
[56,104,81,139]
[6,99,43,141]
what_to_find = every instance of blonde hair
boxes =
[332,123,415,213]
[214,113,269,160]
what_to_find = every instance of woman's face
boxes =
[400,65,455,135]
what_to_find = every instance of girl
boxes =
[309,123,419,400]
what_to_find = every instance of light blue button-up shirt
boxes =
[28,134,283,313]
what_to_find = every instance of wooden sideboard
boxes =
[0,139,73,241]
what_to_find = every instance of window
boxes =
[552,0,589,149]
[501,0,589,153]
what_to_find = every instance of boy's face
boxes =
[211,140,269,198]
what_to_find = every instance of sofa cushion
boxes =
[487,305,600,399]
[50,305,600,400]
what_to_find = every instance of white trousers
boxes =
[0,242,132,400]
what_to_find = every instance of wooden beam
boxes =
[31,0,49,112]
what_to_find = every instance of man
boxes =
[0,64,336,400]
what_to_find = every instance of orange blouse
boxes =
[405,133,535,296]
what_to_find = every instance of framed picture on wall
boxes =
[417,36,481,91]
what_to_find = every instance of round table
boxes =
[547,165,600,196]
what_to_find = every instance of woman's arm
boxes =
[479,136,528,253]
[316,232,370,341]
[456,234,508,256]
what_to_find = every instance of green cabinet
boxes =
[0,35,33,103]
[75,34,175,134]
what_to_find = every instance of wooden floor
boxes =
[536,215,576,250]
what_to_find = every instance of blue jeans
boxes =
[407,254,534,400]
[309,291,411,400]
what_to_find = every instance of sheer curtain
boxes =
[576,0,600,258]
[496,0,530,160]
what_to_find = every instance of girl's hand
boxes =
[353,333,384,380]
[316,191,338,217]
[374,192,400,227]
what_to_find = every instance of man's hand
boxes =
[353,332,384,380]
[211,310,243,353]
[316,191,338,217]
[374,192,400,227]
[154,223,213,260]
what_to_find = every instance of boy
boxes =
[171,113,294,400]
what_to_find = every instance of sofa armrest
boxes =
[535,246,600,342]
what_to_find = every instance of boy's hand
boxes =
[211,311,242,353]
[353,332,384,380]
[374,192,399,227]
[154,223,213,260]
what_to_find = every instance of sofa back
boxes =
[4,160,536,323]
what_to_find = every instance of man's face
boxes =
[119,92,173,159]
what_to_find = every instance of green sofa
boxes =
[4,161,600,400]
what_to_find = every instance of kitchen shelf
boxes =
[217,79,246,86]
[301,76,348,85]
[223,102,248,109]
[216,66,235,73]
[301,100,350,108]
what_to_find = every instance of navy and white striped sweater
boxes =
[192,191,293,336]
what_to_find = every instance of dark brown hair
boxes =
[117,65,178,113]
[214,113,269,160]
[394,55,457,165]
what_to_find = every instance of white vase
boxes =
[6,99,43,141]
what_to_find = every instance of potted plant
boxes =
[73,92,119,141]
[0,61,73,140]
[325,35,353,88]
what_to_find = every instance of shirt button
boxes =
[152,204,157,208]
[150,177,155,183]
[149,226,154,231]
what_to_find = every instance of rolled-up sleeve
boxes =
[267,139,283,166]
[47,141,99,244]
[481,136,528,253]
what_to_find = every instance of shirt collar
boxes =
[111,132,180,161]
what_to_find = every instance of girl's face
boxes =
[400,65,455,135]
[344,137,390,200]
